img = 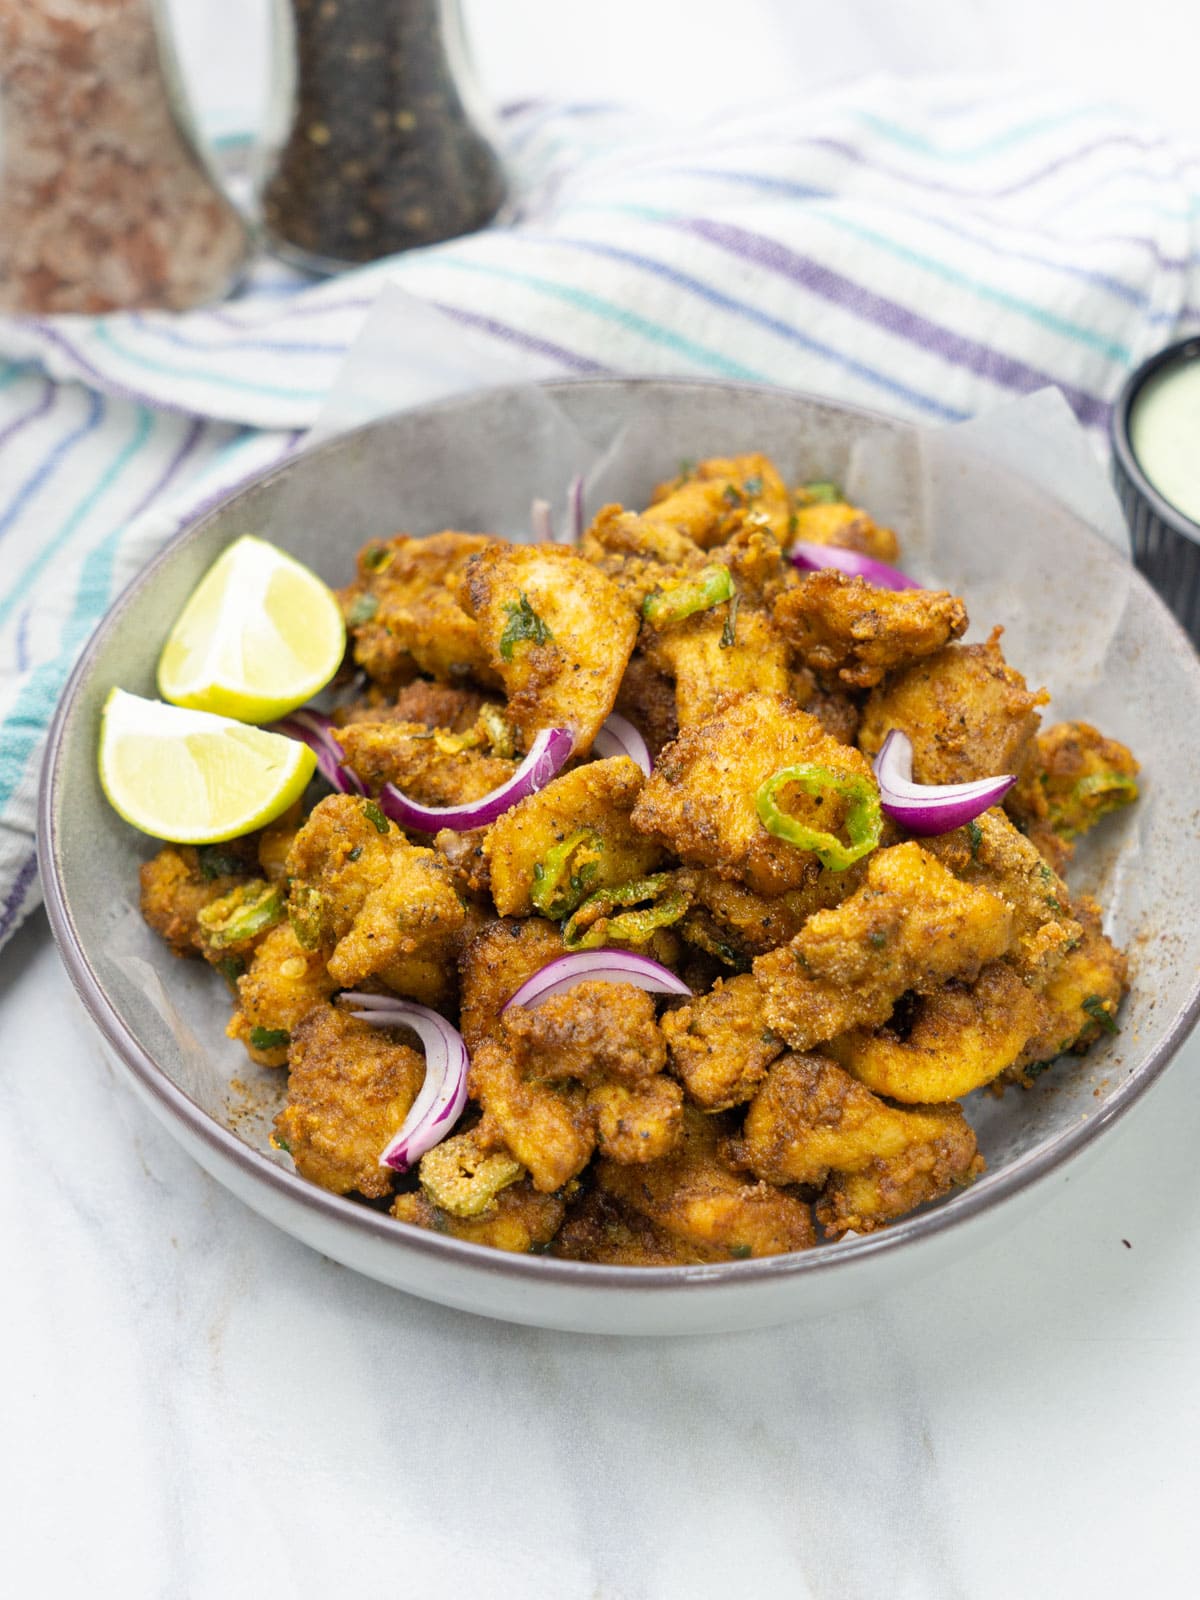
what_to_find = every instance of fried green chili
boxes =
[755,764,882,871]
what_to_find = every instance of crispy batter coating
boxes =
[644,604,792,728]
[285,794,464,1004]
[502,980,667,1085]
[729,1053,982,1235]
[922,808,1080,982]
[1011,896,1128,1079]
[392,1180,565,1252]
[1008,720,1140,843]
[790,499,900,560]
[647,453,793,547]
[827,961,1043,1102]
[773,570,967,689]
[613,650,679,759]
[460,541,639,753]
[552,1185,711,1264]
[331,719,516,805]
[336,680,491,732]
[661,973,783,1110]
[469,1039,596,1192]
[227,922,337,1066]
[139,841,255,957]
[340,531,497,689]
[458,916,567,1052]
[588,1077,685,1164]
[787,667,861,745]
[483,755,663,918]
[858,627,1046,783]
[432,827,492,904]
[597,1107,816,1259]
[581,503,709,610]
[753,842,1013,1050]
[273,1007,425,1197]
[631,690,878,895]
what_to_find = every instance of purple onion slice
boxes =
[567,474,585,544]
[591,712,652,777]
[872,728,1016,836]
[340,995,470,1172]
[271,708,364,794]
[502,949,692,1012]
[531,497,555,542]
[789,541,921,592]
[380,725,575,833]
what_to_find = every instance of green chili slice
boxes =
[499,592,552,660]
[797,480,843,505]
[642,564,734,628]
[478,703,516,759]
[562,873,690,951]
[530,827,605,920]
[361,542,394,574]
[1082,994,1119,1036]
[197,880,284,950]
[250,1026,290,1051]
[419,1131,524,1218]
[288,884,325,950]
[755,764,882,871]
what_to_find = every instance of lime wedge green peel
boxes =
[157,535,345,723]
[99,689,316,844]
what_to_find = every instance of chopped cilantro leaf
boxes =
[499,592,552,660]
[966,819,983,857]
[348,592,378,626]
[361,800,389,834]
[719,588,741,649]
[250,1026,290,1051]
[1082,995,1119,1035]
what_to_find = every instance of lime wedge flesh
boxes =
[99,689,317,843]
[157,535,346,723]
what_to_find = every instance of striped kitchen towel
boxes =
[2,76,1199,950]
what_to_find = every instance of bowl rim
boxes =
[38,374,1200,1299]
[1110,333,1200,548]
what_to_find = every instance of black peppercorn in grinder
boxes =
[261,0,507,271]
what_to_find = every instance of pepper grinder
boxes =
[260,0,508,273]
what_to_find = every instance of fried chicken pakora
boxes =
[138,450,1137,1263]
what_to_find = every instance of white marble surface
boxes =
[4,902,1200,1598]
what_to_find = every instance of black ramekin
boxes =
[1111,335,1200,646]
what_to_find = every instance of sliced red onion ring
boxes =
[340,995,469,1172]
[567,473,584,544]
[789,541,921,592]
[502,949,692,1012]
[380,725,575,833]
[591,712,652,777]
[271,708,365,794]
[873,728,1016,835]
[531,497,554,542]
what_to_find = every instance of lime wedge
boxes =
[157,535,345,723]
[98,689,317,843]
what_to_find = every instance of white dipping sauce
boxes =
[1130,354,1200,525]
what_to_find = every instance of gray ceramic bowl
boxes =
[39,379,1200,1335]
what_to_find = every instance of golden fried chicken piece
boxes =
[827,961,1043,1102]
[552,1185,711,1265]
[858,626,1046,783]
[922,808,1080,982]
[789,499,900,560]
[458,916,567,1052]
[392,1181,565,1253]
[482,755,663,918]
[597,1107,816,1259]
[581,504,709,611]
[285,794,464,1005]
[753,842,1013,1050]
[468,1039,595,1192]
[677,868,828,965]
[273,1008,425,1198]
[331,720,516,806]
[503,981,683,1165]
[139,840,257,957]
[716,525,794,610]
[661,973,784,1110]
[502,980,667,1084]
[336,680,491,731]
[647,453,793,547]
[630,690,879,895]
[773,570,967,690]
[1008,720,1139,846]
[1011,897,1128,1081]
[613,651,679,759]
[460,542,639,753]
[730,1053,982,1236]
[227,922,337,1066]
[340,531,497,689]
[643,604,792,728]
[432,827,492,904]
